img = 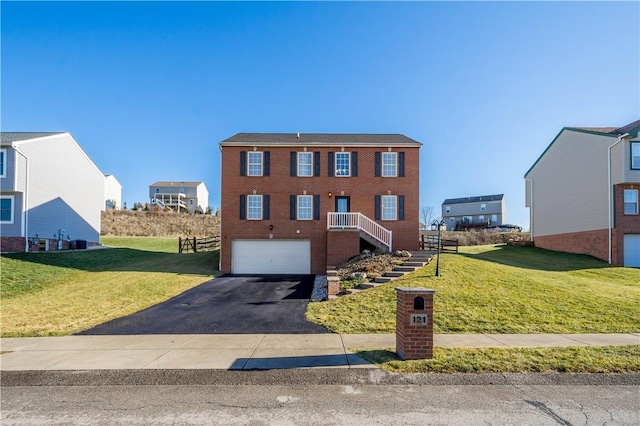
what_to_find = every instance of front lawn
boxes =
[1,237,218,337]
[306,245,640,334]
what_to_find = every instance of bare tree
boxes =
[421,206,434,229]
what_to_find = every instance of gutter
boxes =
[12,145,30,252]
[607,133,630,264]
[524,178,533,238]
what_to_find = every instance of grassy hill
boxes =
[101,209,220,237]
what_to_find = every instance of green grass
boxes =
[307,244,640,334]
[1,237,218,336]
[355,345,640,373]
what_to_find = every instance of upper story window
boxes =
[382,195,397,220]
[445,206,451,214]
[623,189,638,215]
[247,194,263,220]
[0,195,14,224]
[297,195,312,220]
[0,149,6,178]
[335,152,350,177]
[248,152,263,176]
[480,203,487,211]
[632,142,640,170]
[382,152,397,177]
[155,188,160,193]
[298,152,312,177]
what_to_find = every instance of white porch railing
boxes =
[152,193,188,211]
[327,212,392,252]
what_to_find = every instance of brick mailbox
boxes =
[395,287,435,360]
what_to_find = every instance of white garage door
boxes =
[623,235,640,267]
[232,240,311,274]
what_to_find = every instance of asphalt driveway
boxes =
[78,275,329,335]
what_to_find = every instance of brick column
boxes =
[395,287,435,360]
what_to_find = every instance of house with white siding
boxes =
[1,132,105,252]
[149,181,209,214]
[524,120,640,267]
[104,174,122,210]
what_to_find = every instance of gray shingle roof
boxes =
[1,132,65,144]
[150,181,204,188]
[442,194,504,205]
[220,133,421,146]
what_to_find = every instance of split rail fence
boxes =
[178,235,221,253]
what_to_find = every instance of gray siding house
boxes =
[525,120,640,267]
[1,132,105,252]
[442,194,506,231]
[149,181,209,214]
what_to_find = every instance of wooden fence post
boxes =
[178,237,182,254]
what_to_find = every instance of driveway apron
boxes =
[78,275,330,335]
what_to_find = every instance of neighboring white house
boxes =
[441,194,506,231]
[1,132,105,252]
[104,174,122,210]
[524,120,640,267]
[149,181,209,214]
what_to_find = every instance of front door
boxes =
[335,196,350,213]
[335,196,350,226]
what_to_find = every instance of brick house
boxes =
[219,133,421,274]
[524,120,640,267]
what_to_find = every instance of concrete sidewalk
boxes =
[1,333,638,371]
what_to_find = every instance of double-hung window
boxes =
[480,203,487,211]
[382,195,397,220]
[247,195,263,220]
[382,152,397,177]
[0,195,14,223]
[297,195,312,220]
[298,152,312,177]
[632,142,640,170]
[624,189,639,215]
[248,152,263,176]
[335,152,350,177]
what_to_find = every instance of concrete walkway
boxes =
[1,333,638,371]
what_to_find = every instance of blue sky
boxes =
[2,1,639,229]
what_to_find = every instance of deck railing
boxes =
[327,212,392,252]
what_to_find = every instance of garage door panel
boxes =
[232,240,311,274]
[623,235,640,268]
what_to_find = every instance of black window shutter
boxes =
[374,195,381,220]
[352,151,358,177]
[328,152,334,177]
[263,195,270,220]
[313,152,320,176]
[399,195,405,220]
[264,151,270,176]
[239,195,246,220]
[240,151,247,176]
[375,152,381,177]
[290,152,296,176]
[313,194,320,220]
[399,152,405,177]
[290,195,296,220]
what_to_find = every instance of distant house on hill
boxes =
[104,174,122,210]
[149,181,209,214]
[441,194,506,231]
[525,120,640,267]
[1,132,104,252]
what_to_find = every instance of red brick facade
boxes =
[220,136,421,274]
[534,183,640,265]
[0,237,76,253]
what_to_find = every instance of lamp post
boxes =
[431,219,445,277]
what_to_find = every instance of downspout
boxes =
[525,178,533,240]
[12,145,30,252]
[607,133,629,264]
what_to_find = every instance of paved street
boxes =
[2,381,639,425]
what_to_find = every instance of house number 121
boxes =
[410,314,428,326]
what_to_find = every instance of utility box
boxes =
[395,287,435,360]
